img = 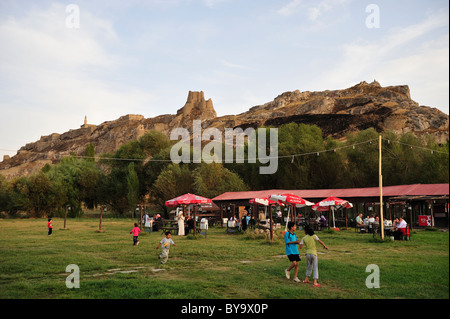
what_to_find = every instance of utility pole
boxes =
[379,135,385,240]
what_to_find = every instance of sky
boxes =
[0,0,448,160]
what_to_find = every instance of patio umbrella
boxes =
[312,196,353,230]
[165,193,212,207]
[165,193,212,236]
[269,193,313,206]
[249,198,276,206]
[270,194,314,231]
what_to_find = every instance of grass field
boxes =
[0,218,448,299]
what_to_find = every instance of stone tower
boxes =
[169,91,218,129]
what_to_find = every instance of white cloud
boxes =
[277,0,302,16]
[220,59,252,70]
[278,0,351,19]
[307,0,353,22]
[310,10,449,112]
[307,1,332,21]
[202,0,228,8]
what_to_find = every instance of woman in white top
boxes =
[176,208,185,236]
[394,217,407,230]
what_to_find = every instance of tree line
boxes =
[0,124,448,218]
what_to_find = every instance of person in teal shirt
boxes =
[284,222,301,283]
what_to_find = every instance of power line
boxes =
[382,138,449,155]
[1,137,447,164]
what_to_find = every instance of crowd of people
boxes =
[355,213,409,239]
[144,210,197,236]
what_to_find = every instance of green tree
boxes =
[344,128,380,187]
[0,175,10,213]
[126,162,139,210]
[84,143,95,162]
[152,163,194,213]
[193,162,248,199]
[139,130,172,156]
[97,168,129,215]
[5,173,61,217]
[46,156,102,216]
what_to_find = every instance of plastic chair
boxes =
[400,226,411,241]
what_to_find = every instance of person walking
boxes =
[299,225,328,287]
[284,221,301,283]
[130,222,141,246]
[156,231,176,264]
[47,218,53,236]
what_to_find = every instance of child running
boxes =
[47,218,53,236]
[130,223,141,246]
[299,225,328,287]
[284,221,301,283]
[156,231,176,264]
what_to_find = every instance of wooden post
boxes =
[292,205,295,224]
[409,203,413,230]
[388,202,392,220]
[193,205,197,236]
[99,205,104,232]
[64,205,68,229]
[429,200,434,228]
[327,210,330,230]
[345,208,348,229]
[331,206,336,229]
[379,135,385,240]
[139,204,143,230]
[270,205,273,242]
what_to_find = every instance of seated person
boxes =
[394,217,407,230]
[355,213,366,228]
[367,215,376,231]
[364,216,370,226]
[393,217,407,240]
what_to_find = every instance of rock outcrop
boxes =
[169,91,217,129]
[0,82,448,179]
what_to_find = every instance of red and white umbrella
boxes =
[269,194,314,207]
[165,193,212,207]
[312,196,353,229]
[165,193,212,236]
[312,196,353,211]
[249,198,276,206]
[270,194,314,231]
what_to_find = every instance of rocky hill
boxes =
[1,81,448,179]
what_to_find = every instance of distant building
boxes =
[81,116,96,129]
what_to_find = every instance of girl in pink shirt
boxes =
[130,223,141,246]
